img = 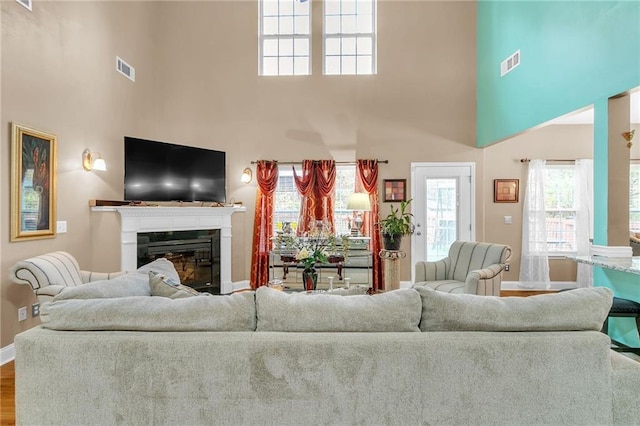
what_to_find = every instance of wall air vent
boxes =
[500,50,520,77]
[116,56,135,82]
[16,0,32,11]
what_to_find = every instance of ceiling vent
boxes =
[16,0,32,11]
[500,50,520,77]
[116,56,135,82]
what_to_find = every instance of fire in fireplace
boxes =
[137,230,221,294]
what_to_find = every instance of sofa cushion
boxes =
[149,271,201,299]
[256,286,421,332]
[40,292,257,331]
[324,285,369,295]
[415,286,613,332]
[53,273,150,301]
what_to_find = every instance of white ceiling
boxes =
[550,90,640,125]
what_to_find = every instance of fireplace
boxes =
[90,205,245,294]
[138,230,221,294]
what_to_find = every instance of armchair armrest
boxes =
[79,270,126,284]
[414,258,449,282]
[465,264,505,296]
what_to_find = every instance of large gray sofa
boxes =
[14,268,640,426]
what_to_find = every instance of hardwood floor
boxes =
[1,361,15,426]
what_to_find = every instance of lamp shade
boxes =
[347,193,371,211]
[92,157,107,171]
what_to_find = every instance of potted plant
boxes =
[379,199,414,251]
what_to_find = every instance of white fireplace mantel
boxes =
[91,206,246,294]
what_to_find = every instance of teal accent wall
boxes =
[477,1,640,347]
[477,1,640,147]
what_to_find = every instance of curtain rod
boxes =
[250,159,389,165]
[520,158,576,163]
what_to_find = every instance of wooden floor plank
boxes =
[0,361,15,426]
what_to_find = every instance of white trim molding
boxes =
[502,281,577,290]
[1,343,16,365]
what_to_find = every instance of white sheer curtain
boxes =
[575,159,593,288]
[519,159,550,289]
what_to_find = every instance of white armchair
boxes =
[9,251,125,303]
[413,241,512,296]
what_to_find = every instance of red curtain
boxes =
[356,160,383,291]
[250,161,279,288]
[293,160,336,234]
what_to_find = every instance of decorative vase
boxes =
[383,234,402,251]
[302,268,318,291]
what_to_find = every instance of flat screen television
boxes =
[124,137,226,203]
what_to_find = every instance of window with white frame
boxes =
[324,0,377,75]
[273,165,356,236]
[544,164,578,253]
[259,0,311,76]
[631,162,640,232]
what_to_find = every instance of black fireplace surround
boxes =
[137,230,221,294]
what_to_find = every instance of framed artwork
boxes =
[11,123,57,241]
[494,179,519,203]
[383,179,406,202]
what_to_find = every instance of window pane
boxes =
[326,38,340,55]
[325,0,341,15]
[356,55,372,74]
[294,57,309,75]
[326,15,340,34]
[294,16,309,34]
[341,55,356,74]
[279,57,294,75]
[263,39,279,56]
[280,16,294,34]
[357,0,373,15]
[263,17,279,35]
[325,56,340,74]
[294,38,309,56]
[631,163,640,231]
[357,37,372,54]
[342,0,356,15]
[279,38,294,55]
[279,0,293,16]
[342,15,357,33]
[357,14,372,33]
[263,57,279,75]
[425,178,458,261]
[342,37,356,55]
[293,0,310,15]
[263,0,279,16]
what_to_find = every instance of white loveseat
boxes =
[13,268,640,426]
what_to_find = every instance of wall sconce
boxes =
[241,167,253,184]
[622,129,635,149]
[82,149,107,171]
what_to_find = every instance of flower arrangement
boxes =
[273,231,350,290]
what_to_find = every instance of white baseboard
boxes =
[231,280,250,293]
[1,343,15,365]
[501,281,576,290]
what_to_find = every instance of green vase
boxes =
[302,268,318,291]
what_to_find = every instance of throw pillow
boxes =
[415,286,613,332]
[256,286,421,332]
[148,271,201,299]
[136,258,181,283]
[53,273,150,301]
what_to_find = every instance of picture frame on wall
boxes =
[383,179,407,202]
[494,179,519,203]
[11,123,57,241]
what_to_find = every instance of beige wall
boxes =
[1,1,159,348]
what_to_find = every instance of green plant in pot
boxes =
[379,199,414,251]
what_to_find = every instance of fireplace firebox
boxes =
[137,230,221,294]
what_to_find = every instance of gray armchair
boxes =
[9,251,125,303]
[413,241,512,296]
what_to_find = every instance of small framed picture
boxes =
[383,179,406,202]
[494,179,519,203]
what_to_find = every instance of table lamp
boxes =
[347,193,371,237]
